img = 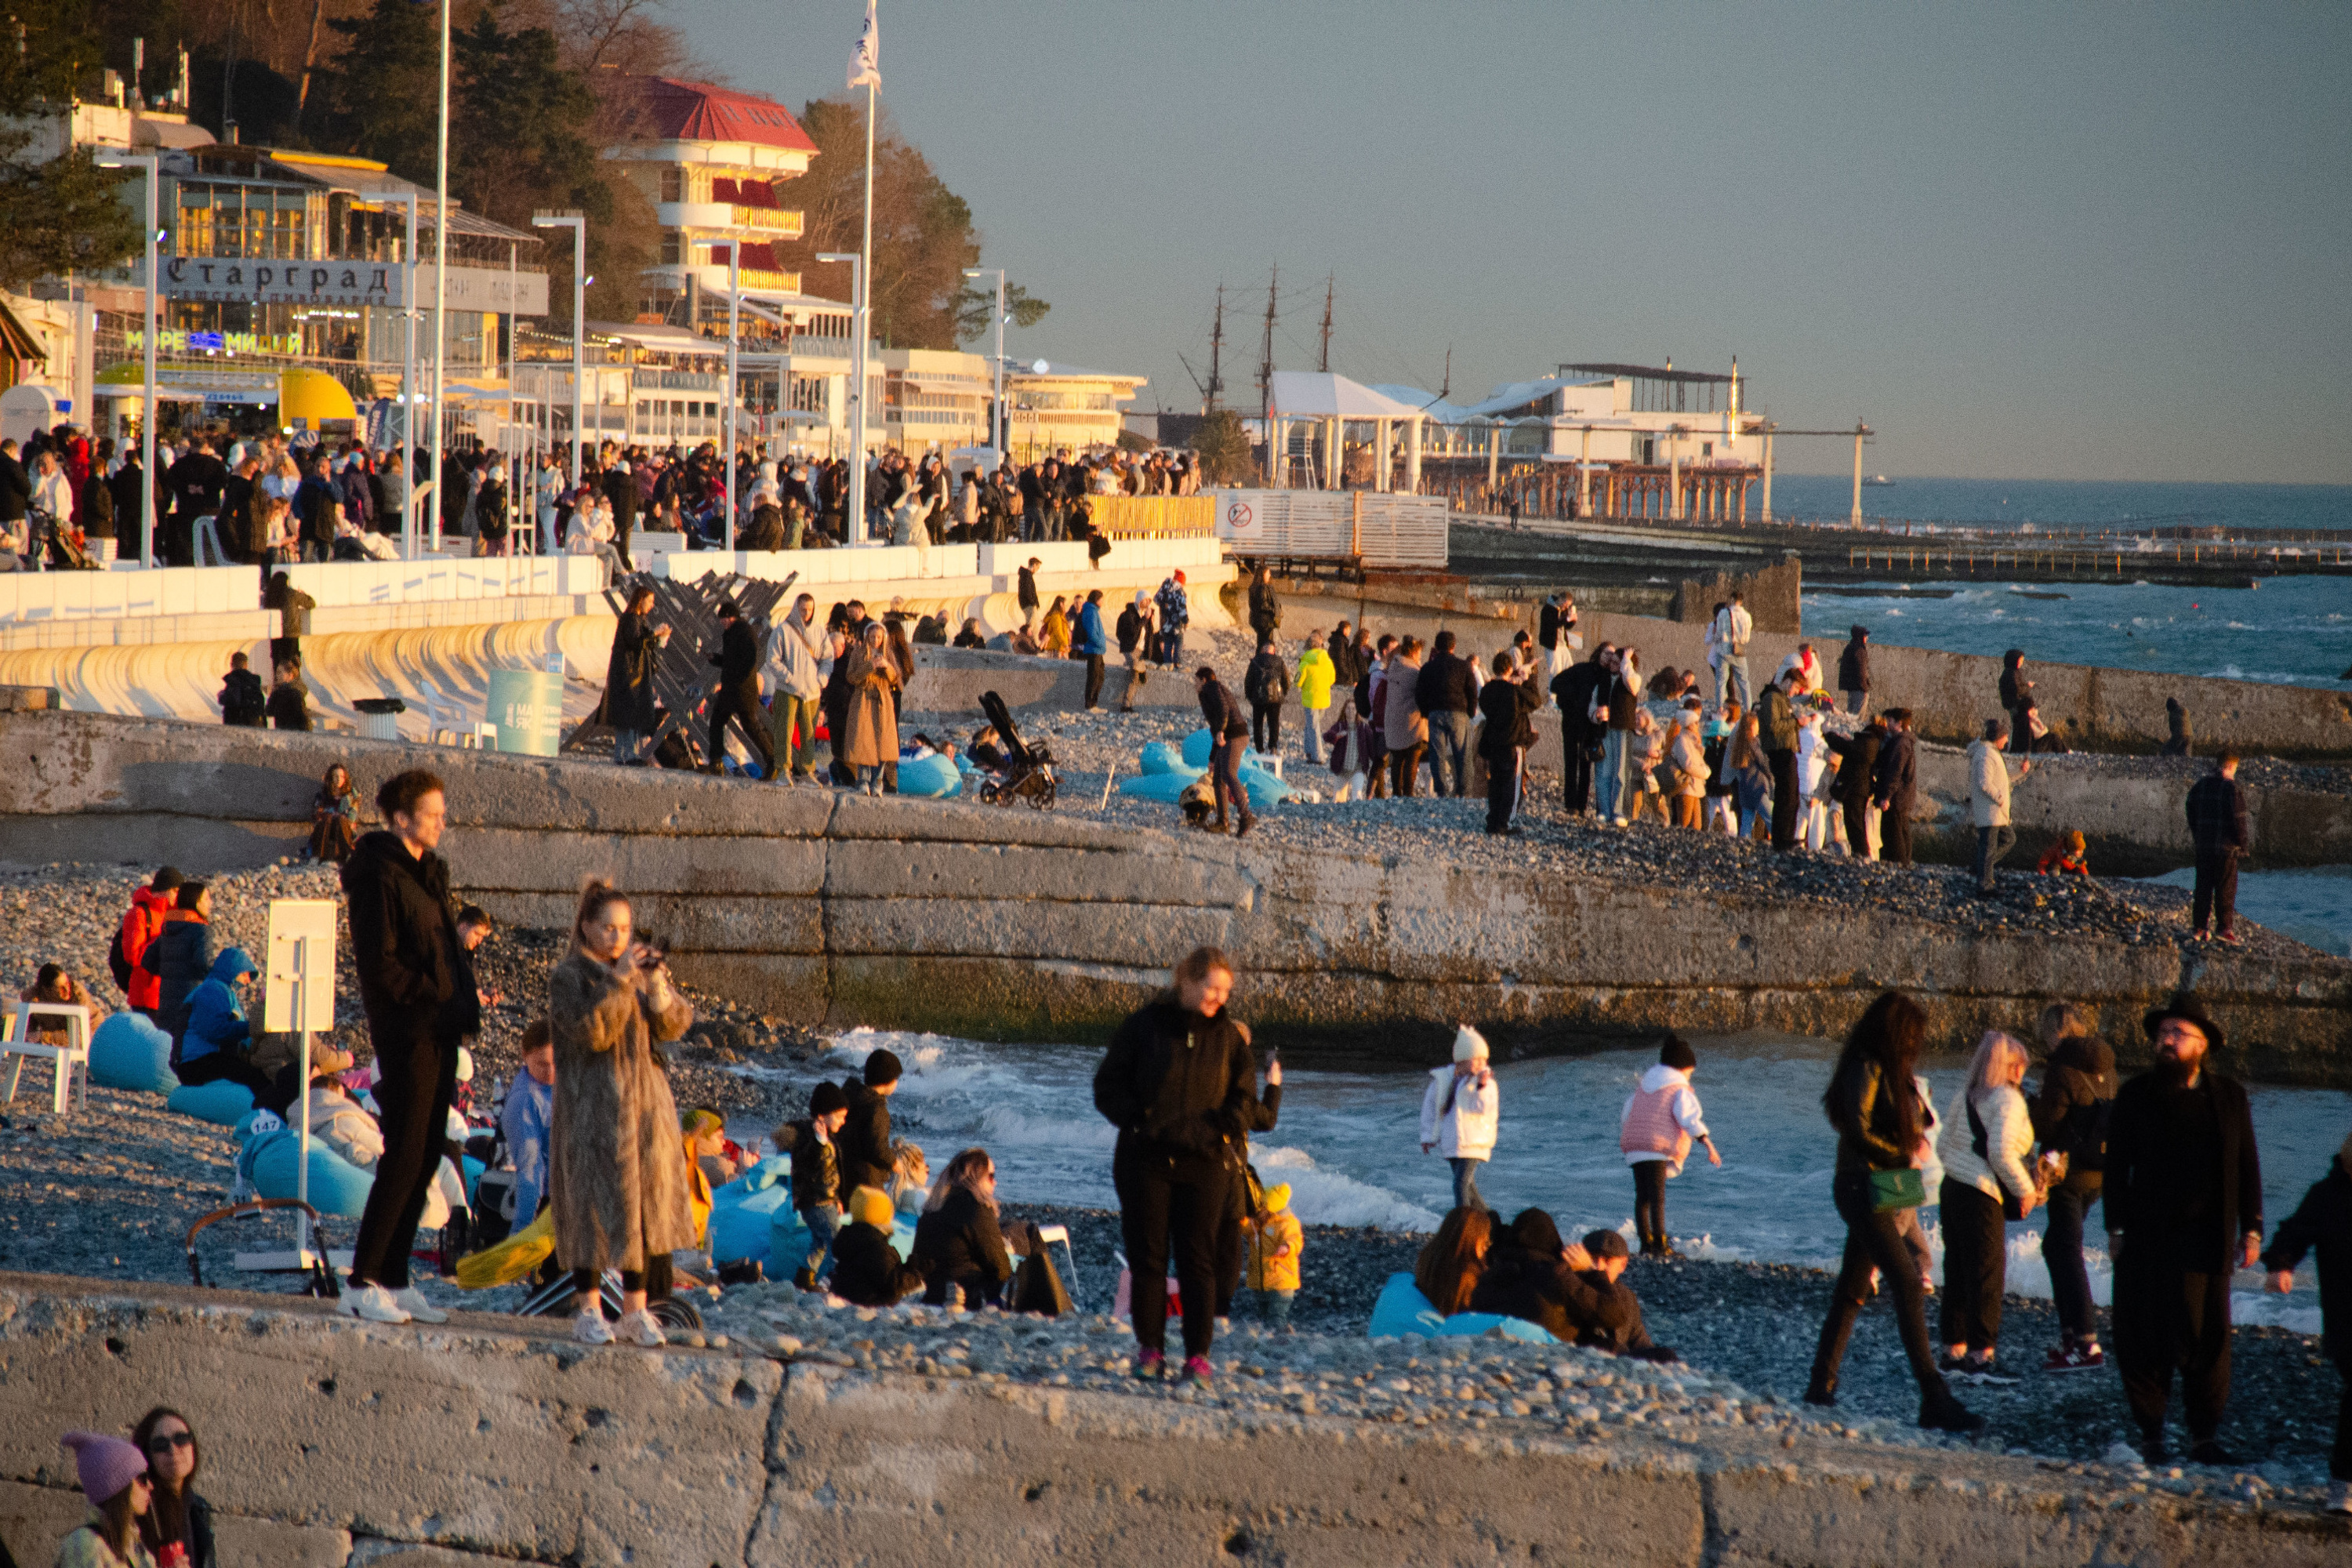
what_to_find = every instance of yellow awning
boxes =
[280,367,358,426]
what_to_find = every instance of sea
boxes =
[1762,476,2352,686]
[821,1022,2350,1337]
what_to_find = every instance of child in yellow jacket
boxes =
[1244,1182,1304,1330]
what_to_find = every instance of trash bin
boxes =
[354,696,407,742]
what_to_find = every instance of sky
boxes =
[671,1,2351,484]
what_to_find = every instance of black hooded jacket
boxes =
[1837,629,1870,693]
[2030,1033,2118,1185]
[1551,651,1610,742]
[340,829,479,1051]
[835,1079,895,1195]
[831,1220,926,1307]
[2263,1156,2352,1359]
[1093,996,1256,1178]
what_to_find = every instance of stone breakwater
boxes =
[2,709,2348,1078]
[2,1273,2349,1567]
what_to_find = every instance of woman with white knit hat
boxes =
[1419,1025,1499,1213]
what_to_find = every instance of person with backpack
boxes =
[111,869,182,1022]
[1711,590,1753,710]
[1871,708,1920,866]
[1243,636,1290,756]
[1757,672,1802,852]
[2030,1001,2117,1374]
[1114,591,1152,712]
[1620,1034,1721,1258]
[1420,1025,1499,1213]
[216,652,266,727]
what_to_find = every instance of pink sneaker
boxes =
[1181,1355,1214,1386]
[1132,1349,1166,1382]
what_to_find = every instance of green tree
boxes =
[318,0,439,176]
[0,0,140,291]
[953,281,1048,344]
[1192,409,1255,486]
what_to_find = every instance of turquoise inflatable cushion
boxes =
[89,1012,178,1094]
[1366,1272,1559,1344]
[897,752,961,798]
[249,1129,375,1219]
[165,1078,256,1126]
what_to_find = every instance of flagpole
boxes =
[853,74,876,546]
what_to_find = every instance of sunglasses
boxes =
[146,1433,194,1453]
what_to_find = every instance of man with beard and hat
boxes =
[2103,992,2263,1465]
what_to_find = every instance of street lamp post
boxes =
[96,152,159,568]
[724,241,739,553]
[428,0,452,552]
[372,191,423,557]
[531,211,586,492]
[817,250,866,545]
[962,267,1004,455]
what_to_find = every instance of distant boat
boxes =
[1861,474,1896,487]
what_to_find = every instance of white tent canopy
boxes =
[1266,370,1425,420]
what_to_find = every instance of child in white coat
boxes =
[1420,1025,1499,1212]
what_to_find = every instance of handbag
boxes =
[1867,1168,1927,1212]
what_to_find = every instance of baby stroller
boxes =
[974,689,1057,809]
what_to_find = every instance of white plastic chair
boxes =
[2,1001,92,1116]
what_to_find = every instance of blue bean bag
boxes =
[165,1078,256,1126]
[1236,765,1290,808]
[1138,741,1196,777]
[1367,1272,1559,1345]
[1117,772,1193,804]
[89,1013,178,1094]
[707,1156,796,1265]
[248,1128,376,1219]
[897,752,962,798]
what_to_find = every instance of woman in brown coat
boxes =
[838,622,901,793]
[550,877,696,1347]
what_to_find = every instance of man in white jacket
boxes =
[1420,1025,1498,1213]
[1967,719,2030,896]
[1711,592,1754,710]
[766,592,827,785]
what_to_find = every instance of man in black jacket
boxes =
[217,452,262,564]
[1758,673,1802,853]
[107,448,147,564]
[1825,717,1884,860]
[704,598,775,778]
[1195,666,1254,836]
[164,437,228,567]
[1414,630,1480,797]
[1871,708,1919,866]
[217,652,267,727]
[1479,654,1541,834]
[292,452,339,563]
[1551,643,1613,815]
[2029,1004,2117,1371]
[341,769,480,1325]
[1837,626,1871,716]
[1243,637,1289,755]
[0,439,29,564]
[604,456,638,568]
[836,1049,902,1195]
[2104,993,2262,1465]
[1017,557,1041,631]
[2260,1131,2352,1512]
[1093,946,1258,1382]
[2185,752,2250,944]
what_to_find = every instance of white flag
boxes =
[848,0,880,89]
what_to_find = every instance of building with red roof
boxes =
[604,76,827,328]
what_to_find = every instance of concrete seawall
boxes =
[1,1273,2343,1568]
[1265,579,2352,760]
[5,711,2347,1080]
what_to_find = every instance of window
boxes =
[660,232,682,266]
[661,167,683,202]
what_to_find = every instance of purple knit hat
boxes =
[60,1432,147,1502]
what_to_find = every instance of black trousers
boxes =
[1389,742,1425,797]
[1938,1179,2008,1349]
[709,680,775,775]
[1631,1160,1669,1250]
[573,1255,672,1303]
[2193,848,2239,934]
[1216,1179,1247,1319]
[176,1049,274,1096]
[349,1029,459,1290]
[1485,749,1519,833]
[1083,654,1106,710]
[2042,1181,2100,1341]
[1769,750,1800,851]
[2113,1252,2232,1443]
[1809,1178,1949,1403]
[1251,701,1281,753]
[2335,1356,2352,1481]
[1882,797,1915,866]
[1210,733,1250,821]
[1115,1149,1229,1359]
[1563,732,1594,814]
[1842,794,1872,859]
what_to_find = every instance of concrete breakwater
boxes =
[1264,579,2352,760]
[2,1272,2346,1568]
[4,711,2347,1080]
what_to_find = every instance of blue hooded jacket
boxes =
[180,947,259,1064]
[1072,600,1107,657]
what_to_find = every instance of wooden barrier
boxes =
[1090,494,1216,539]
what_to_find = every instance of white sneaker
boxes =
[391,1286,449,1324]
[574,1308,616,1345]
[2328,1479,2352,1515]
[615,1308,667,1348]
[336,1283,412,1324]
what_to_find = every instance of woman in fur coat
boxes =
[550,877,696,1347]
